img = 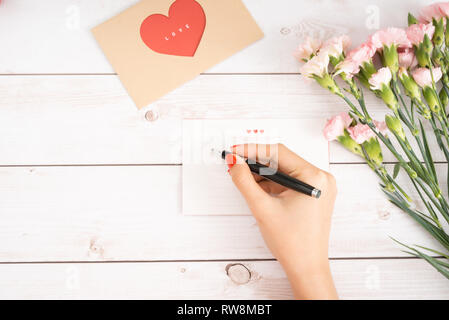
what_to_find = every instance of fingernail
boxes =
[231,144,241,149]
[225,153,236,169]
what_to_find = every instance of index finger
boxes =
[231,143,319,179]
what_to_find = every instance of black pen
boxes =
[213,149,321,199]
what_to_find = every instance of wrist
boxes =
[278,249,329,276]
[281,257,338,300]
[282,256,330,281]
[289,270,337,300]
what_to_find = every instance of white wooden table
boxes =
[0,0,448,299]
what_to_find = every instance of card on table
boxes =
[182,119,330,216]
[92,0,264,109]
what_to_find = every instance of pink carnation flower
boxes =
[323,112,353,141]
[440,2,449,16]
[374,120,388,135]
[320,35,351,58]
[406,23,435,46]
[370,28,411,50]
[346,42,377,63]
[294,37,322,62]
[419,2,449,22]
[335,42,376,78]
[299,52,329,78]
[369,67,392,91]
[347,124,376,144]
[335,59,360,79]
[412,67,443,87]
[398,48,418,69]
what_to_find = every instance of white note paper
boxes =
[182,119,329,215]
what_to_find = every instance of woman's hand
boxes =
[226,144,338,300]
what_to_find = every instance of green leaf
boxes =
[385,190,449,250]
[408,13,419,26]
[425,201,440,224]
[393,163,401,179]
[391,238,449,279]
[415,245,449,260]
[419,121,438,183]
[408,251,449,278]
[388,177,412,202]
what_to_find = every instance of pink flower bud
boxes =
[412,67,442,87]
[406,23,435,46]
[323,112,353,141]
[369,67,392,91]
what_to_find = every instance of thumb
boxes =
[226,153,272,215]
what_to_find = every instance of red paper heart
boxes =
[140,0,206,57]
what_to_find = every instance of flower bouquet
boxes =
[295,2,449,279]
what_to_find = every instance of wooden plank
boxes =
[0,75,440,165]
[0,259,447,299]
[0,0,429,74]
[0,163,445,262]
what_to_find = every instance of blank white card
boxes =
[182,119,329,215]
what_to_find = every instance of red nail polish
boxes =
[225,153,236,169]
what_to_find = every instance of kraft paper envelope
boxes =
[92,0,264,109]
